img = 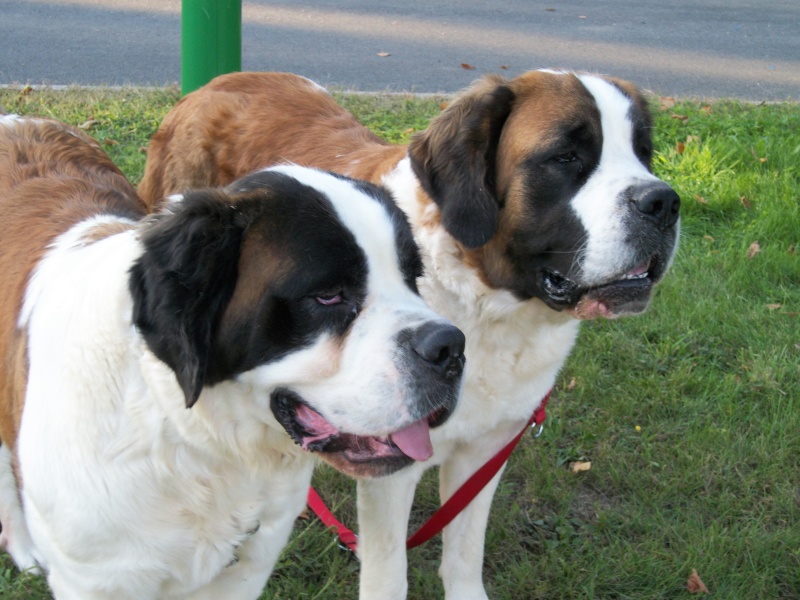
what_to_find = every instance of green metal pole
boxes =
[181,0,241,96]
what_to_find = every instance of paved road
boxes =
[2,0,799,100]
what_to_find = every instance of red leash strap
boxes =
[307,390,552,553]
[406,389,550,548]
[307,487,360,552]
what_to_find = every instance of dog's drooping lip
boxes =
[270,390,452,468]
[541,253,665,319]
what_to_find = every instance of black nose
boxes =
[411,321,466,378]
[631,183,681,229]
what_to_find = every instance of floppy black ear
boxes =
[408,77,515,248]
[129,190,243,407]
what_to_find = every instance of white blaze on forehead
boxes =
[266,165,417,299]
[567,75,660,285]
[577,74,655,178]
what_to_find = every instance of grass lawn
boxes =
[0,85,798,599]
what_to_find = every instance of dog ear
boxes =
[408,76,515,248]
[129,191,243,408]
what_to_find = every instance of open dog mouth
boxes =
[270,389,452,471]
[542,254,663,319]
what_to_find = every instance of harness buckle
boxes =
[337,533,358,555]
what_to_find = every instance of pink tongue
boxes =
[389,419,433,462]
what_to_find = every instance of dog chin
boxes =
[317,452,414,479]
[540,253,666,319]
[572,278,654,319]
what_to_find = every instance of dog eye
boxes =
[553,151,578,164]
[315,294,343,306]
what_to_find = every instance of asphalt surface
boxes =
[2,0,799,100]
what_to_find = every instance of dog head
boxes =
[130,166,465,477]
[409,69,680,319]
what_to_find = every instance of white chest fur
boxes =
[16,225,314,597]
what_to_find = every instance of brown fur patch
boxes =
[0,118,145,448]
[0,329,28,450]
[496,72,599,199]
[218,230,295,333]
[140,72,406,206]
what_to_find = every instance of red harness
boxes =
[306,390,552,553]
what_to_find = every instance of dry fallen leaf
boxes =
[766,303,782,310]
[671,113,689,123]
[297,507,310,520]
[439,101,449,111]
[566,377,577,391]
[747,240,761,259]
[79,118,98,130]
[103,138,119,147]
[570,461,592,473]
[460,63,476,70]
[750,146,767,162]
[703,235,716,242]
[19,84,33,97]
[695,194,708,205]
[659,96,676,111]
[741,196,752,208]
[676,141,686,154]
[377,52,391,57]
[687,568,710,594]
[701,105,712,115]
[789,244,796,255]
[685,134,700,145]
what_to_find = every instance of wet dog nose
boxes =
[631,183,681,229]
[411,321,466,378]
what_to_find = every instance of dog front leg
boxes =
[0,444,39,571]
[183,555,272,600]
[438,435,516,600]
[357,467,422,600]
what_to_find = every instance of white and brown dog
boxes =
[0,114,466,599]
[140,70,681,600]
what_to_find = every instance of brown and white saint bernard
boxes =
[0,115,466,599]
[139,69,681,600]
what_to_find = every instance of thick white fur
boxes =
[15,219,310,599]
[355,76,672,600]
[5,165,456,599]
